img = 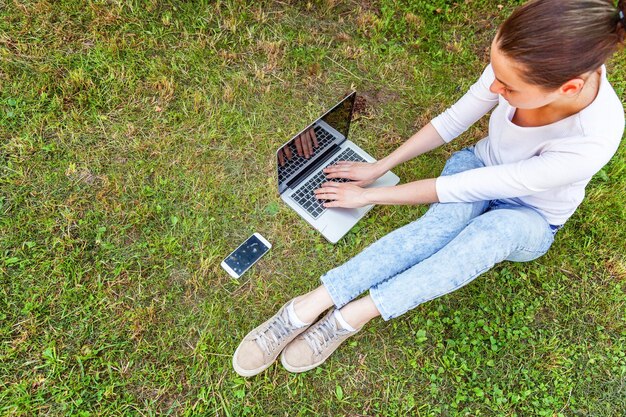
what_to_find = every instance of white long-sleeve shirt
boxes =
[431,64,624,225]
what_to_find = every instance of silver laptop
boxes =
[276,91,399,243]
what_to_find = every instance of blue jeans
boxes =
[320,147,556,320]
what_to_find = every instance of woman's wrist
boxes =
[373,158,392,177]
[362,187,376,206]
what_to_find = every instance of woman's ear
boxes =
[559,78,585,96]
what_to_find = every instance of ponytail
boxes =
[618,0,626,44]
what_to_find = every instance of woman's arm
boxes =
[436,137,620,203]
[315,178,438,208]
[376,123,446,173]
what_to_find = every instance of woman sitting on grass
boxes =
[233,0,625,377]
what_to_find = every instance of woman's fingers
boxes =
[314,181,366,208]
[326,161,352,169]
[322,200,341,208]
[314,182,339,198]
[324,161,355,178]
[325,172,349,180]
[315,182,338,191]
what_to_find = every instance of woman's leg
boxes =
[281,205,555,373]
[293,286,334,323]
[294,286,379,327]
[369,204,554,320]
[337,294,380,328]
[337,204,554,328]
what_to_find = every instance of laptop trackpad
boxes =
[318,206,370,241]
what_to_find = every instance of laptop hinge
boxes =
[286,144,340,190]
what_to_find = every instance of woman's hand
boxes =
[323,161,384,187]
[314,182,369,208]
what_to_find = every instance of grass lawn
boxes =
[1,0,625,415]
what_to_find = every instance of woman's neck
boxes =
[512,68,602,128]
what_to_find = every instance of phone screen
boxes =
[223,234,270,276]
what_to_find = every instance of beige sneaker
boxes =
[280,309,360,373]
[232,301,312,377]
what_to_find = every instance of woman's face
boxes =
[489,39,561,109]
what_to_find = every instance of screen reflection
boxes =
[277,92,355,193]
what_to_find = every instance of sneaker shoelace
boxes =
[303,313,350,356]
[253,308,295,356]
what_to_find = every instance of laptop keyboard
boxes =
[291,148,366,219]
[277,125,337,184]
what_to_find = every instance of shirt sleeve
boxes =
[431,64,500,143]
[436,136,617,202]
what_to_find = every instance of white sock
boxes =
[287,301,310,328]
[333,309,356,332]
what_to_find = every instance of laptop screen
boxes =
[276,92,356,194]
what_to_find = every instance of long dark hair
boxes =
[497,0,626,89]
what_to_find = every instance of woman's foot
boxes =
[280,309,360,373]
[232,300,313,377]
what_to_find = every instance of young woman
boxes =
[233,0,625,377]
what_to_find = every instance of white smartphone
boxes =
[221,233,272,279]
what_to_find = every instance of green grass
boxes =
[1,0,625,415]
